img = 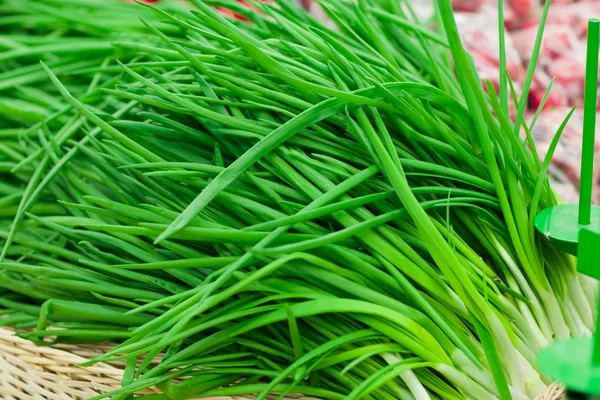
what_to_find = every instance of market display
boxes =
[0,0,598,400]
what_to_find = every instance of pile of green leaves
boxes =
[0,0,594,399]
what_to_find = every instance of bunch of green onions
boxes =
[0,0,595,399]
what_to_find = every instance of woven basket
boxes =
[0,327,565,400]
[0,327,163,399]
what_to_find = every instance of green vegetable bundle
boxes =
[0,0,594,399]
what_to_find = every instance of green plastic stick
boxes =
[579,19,600,225]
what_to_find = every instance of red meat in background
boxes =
[519,3,599,37]
[529,108,600,203]
[452,0,485,12]
[529,84,569,111]
[511,25,579,66]
[528,65,570,111]
[508,0,539,18]
[547,51,587,106]
[576,3,600,38]
[546,4,588,37]
[455,7,526,81]
[454,6,524,119]
[453,0,599,203]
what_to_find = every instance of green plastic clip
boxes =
[536,19,600,398]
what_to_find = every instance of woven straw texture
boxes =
[0,327,161,399]
[0,327,565,400]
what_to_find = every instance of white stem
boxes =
[455,350,533,400]
[382,353,431,400]
[514,350,546,399]
[567,297,592,336]
[398,389,417,400]
[561,296,584,337]
[391,384,417,400]
[567,273,594,330]
[451,349,496,394]
[435,364,496,400]
[493,238,553,340]
[579,274,598,322]
[538,288,570,339]
[486,311,525,393]
[500,282,548,350]
[514,336,537,370]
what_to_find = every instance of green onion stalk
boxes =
[0,0,595,399]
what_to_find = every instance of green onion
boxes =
[0,0,593,399]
